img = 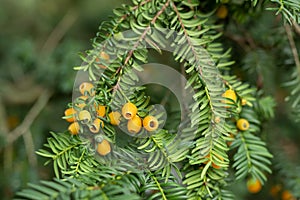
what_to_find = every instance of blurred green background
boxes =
[0,0,126,199]
[0,0,299,199]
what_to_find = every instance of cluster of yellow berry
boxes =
[222,88,250,132]
[63,80,160,155]
[222,89,271,195]
[120,102,159,134]
[200,88,250,170]
[247,178,296,198]
[63,82,111,156]
[63,82,105,135]
[270,184,296,200]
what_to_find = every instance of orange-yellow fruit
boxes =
[100,51,110,61]
[212,163,221,169]
[270,184,282,197]
[214,116,221,123]
[203,154,224,169]
[212,155,224,169]
[122,102,138,120]
[226,133,235,146]
[241,98,247,106]
[95,57,107,69]
[75,96,88,109]
[96,105,106,117]
[216,5,228,19]
[78,110,91,124]
[222,89,237,106]
[68,122,80,135]
[98,64,107,69]
[7,116,19,130]
[89,118,104,133]
[247,178,262,193]
[79,82,95,96]
[127,115,142,134]
[109,111,121,125]
[64,107,76,123]
[281,190,295,200]
[143,116,159,132]
[236,118,250,131]
[97,139,111,156]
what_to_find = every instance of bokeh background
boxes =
[0,0,127,199]
[0,0,299,200]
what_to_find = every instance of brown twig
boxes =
[124,0,170,66]
[23,130,38,168]
[0,97,12,171]
[292,20,300,36]
[180,63,188,117]
[6,90,52,145]
[112,0,170,91]
[223,32,251,52]
[285,24,300,76]
[0,97,9,136]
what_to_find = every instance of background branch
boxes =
[285,24,300,75]
[6,90,53,145]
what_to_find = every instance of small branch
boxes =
[112,0,170,92]
[6,90,52,145]
[23,130,38,168]
[124,0,170,66]
[223,32,251,52]
[292,20,300,36]
[180,63,188,117]
[4,145,13,171]
[171,1,199,72]
[151,173,167,200]
[285,24,300,76]
[100,0,152,52]
[0,97,9,137]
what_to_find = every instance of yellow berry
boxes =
[6,116,19,130]
[226,133,235,146]
[100,51,110,61]
[78,110,91,124]
[214,116,221,123]
[222,89,237,106]
[247,178,262,194]
[109,111,121,125]
[216,5,228,19]
[143,116,159,132]
[95,57,107,69]
[270,184,282,198]
[79,82,95,96]
[75,96,88,109]
[241,98,247,106]
[64,107,76,123]
[282,190,295,200]
[97,139,111,156]
[127,115,142,134]
[236,118,250,131]
[122,102,137,120]
[89,118,104,133]
[203,154,224,169]
[96,105,106,117]
[68,122,80,135]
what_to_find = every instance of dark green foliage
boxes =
[11,0,300,200]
